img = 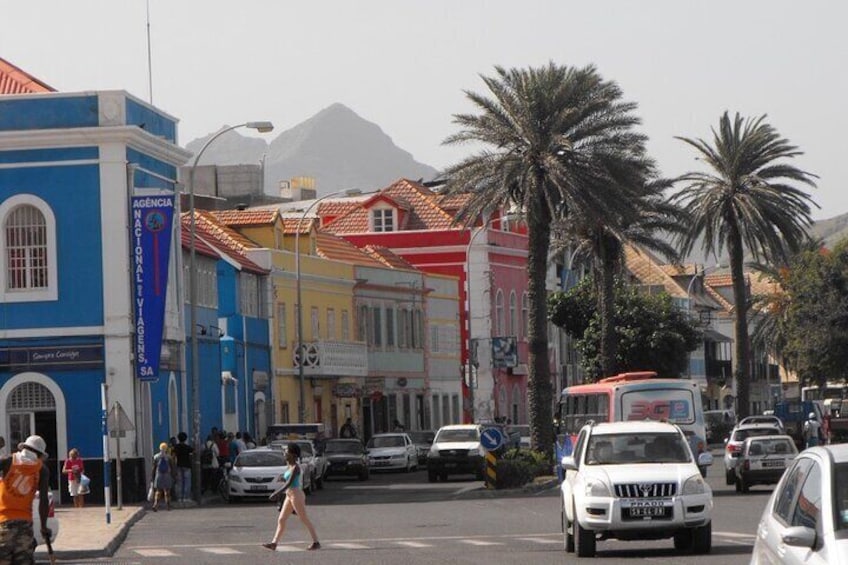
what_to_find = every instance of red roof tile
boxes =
[0,57,55,94]
[623,244,687,298]
[212,209,278,226]
[180,212,267,274]
[362,245,417,270]
[315,231,385,267]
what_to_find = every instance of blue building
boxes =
[0,89,196,503]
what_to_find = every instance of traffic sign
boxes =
[480,427,504,451]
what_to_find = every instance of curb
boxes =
[452,477,559,500]
[36,507,146,561]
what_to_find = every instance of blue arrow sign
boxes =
[480,427,504,451]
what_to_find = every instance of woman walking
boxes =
[151,442,173,511]
[62,448,86,508]
[262,443,320,551]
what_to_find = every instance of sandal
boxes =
[262,542,277,551]
[307,541,321,551]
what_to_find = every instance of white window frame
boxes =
[239,271,260,316]
[371,207,395,232]
[0,195,58,302]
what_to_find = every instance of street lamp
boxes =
[465,213,519,423]
[187,121,273,502]
[294,188,362,423]
[685,263,723,380]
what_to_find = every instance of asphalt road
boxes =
[83,449,768,564]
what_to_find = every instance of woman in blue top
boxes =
[262,443,320,551]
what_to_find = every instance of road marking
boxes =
[396,541,433,548]
[715,531,756,539]
[330,542,370,549]
[199,547,243,554]
[460,539,504,546]
[274,545,305,552]
[518,537,560,544]
[134,549,177,557]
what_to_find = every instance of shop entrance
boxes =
[6,382,59,490]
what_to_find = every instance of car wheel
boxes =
[563,502,574,553]
[227,495,239,504]
[574,503,596,558]
[673,530,693,551]
[725,469,735,485]
[691,522,712,554]
[428,469,438,482]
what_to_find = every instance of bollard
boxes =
[485,451,497,489]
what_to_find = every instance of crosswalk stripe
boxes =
[396,541,433,548]
[134,549,178,557]
[330,542,370,549]
[518,537,560,544]
[199,547,243,554]
[715,531,756,539]
[460,539,503,546]
[275,545,305,552]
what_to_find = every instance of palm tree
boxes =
[443,63,653,453]
[673,112,817,419]
[552,184,686,379]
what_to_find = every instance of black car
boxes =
[323,439,369,480]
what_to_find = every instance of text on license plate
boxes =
[760,460,785,468]
[628,506,667,517]
[249,485,269,491]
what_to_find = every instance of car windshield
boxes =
[235,451,285,467]
[324,441,362,454]
[733,428,781,442]
[367,436,405,448]
[436,428,480,442]
[835,463,848,530]
[741,416,780,426]
[745,438,795,456]
[585,433,691,465]
[407,432,434,444]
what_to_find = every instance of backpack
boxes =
[157,454,170,475]
[201,446,214,466]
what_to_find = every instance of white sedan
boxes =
[366,433,418,472]
[750,443,848,564]
[226,448,313,503]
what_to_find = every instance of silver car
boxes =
[750,443,848,564]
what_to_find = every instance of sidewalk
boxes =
[34,504,146,562]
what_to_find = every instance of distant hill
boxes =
[184,103,440,196]
[810,212,848,249]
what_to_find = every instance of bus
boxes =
[554,371,708,477]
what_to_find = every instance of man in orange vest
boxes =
[0,435,51,564]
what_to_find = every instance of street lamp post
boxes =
[465,214,518,423]
[187,121,273,502]
[294,188,361,423]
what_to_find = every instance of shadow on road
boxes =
[595,542,753,559]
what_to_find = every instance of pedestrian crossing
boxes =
[126,531,755,558]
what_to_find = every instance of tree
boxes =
[550,277,701,379]
[673,112,817,418]
[443,63,651,454]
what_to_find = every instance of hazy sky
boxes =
[3,1,846,219]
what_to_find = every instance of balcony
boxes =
[292,340,368,377]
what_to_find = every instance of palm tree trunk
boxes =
[727,221,752,419]
[598,234,618,378]
[527,211,553,455]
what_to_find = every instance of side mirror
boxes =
[560,455,577,471]
[781,526,816,548]
[698,452,714,467]
[723,437,729,444]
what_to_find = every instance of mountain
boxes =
[810,212,848,249]
[184,103,440,196]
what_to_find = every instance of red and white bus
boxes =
[554,371,708,476]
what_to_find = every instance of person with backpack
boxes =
[151,442,174,511]
[201,434,219,494]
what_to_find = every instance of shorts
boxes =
[69,479,81,497]
[0,520,36,565]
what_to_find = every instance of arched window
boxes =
[0,195,58,302]
[495,289,505,336]
[509,291,517,338]
[522,292,529,339]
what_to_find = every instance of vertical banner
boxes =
[131,195,174,381]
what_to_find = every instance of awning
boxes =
[703,329,732,343]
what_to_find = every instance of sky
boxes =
[2,1,846,220]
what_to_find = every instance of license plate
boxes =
[761,460,785,468]
[628,506,667,517]
[249,485,269,491]
[374,461,389,466]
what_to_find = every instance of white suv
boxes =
[560,421,714,558]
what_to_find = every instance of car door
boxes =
[563,428,587,522]
[782,460,827,565]
[756,457,814,564]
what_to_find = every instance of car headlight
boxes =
[682,474,706,495]
[584,478,610,497]
[228,475,243,483]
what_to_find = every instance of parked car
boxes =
[33,490,59,545]
[560,420,714,558]
[366,433,418,472]
[750,443,848,564]
[225,448,294,503]
[734,435,797,493]
[292,439,327,490]
[323,439,369,480]
[427,424,485,482]
[406,430,435,465]
[723,423,784,485]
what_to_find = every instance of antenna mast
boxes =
[146,0,154,104]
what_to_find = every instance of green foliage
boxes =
[495,449,552,489]
[780,240,848,384]
[549,277,701,381]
